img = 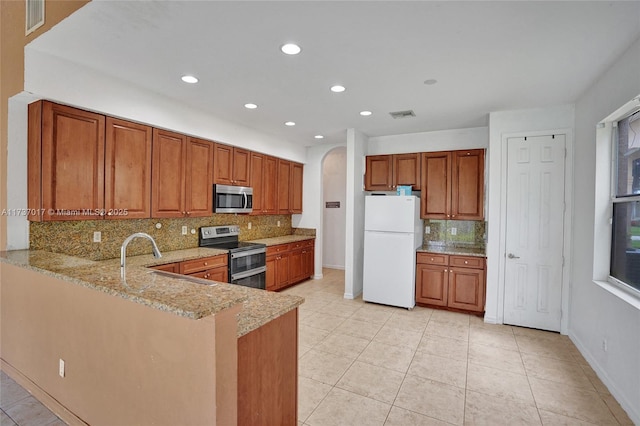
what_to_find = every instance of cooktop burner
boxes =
[198,225,265,253]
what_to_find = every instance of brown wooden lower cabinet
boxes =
[150,254,228,283]
[415,252,485,313]
[266,240,315,291]
[238,308,298,425]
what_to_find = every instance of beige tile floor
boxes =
[0,268,634,425]
[283,268,635,426]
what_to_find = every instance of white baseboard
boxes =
[569,331,640,425]
[322,264,345,270]
[312,274,323,279]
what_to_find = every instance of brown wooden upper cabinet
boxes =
[290,162,303,214]
[250,152,278,215]
[277,160,304,214]
[151,129,214,218]
[214,143,251,186]
[28,101,152,221]
[421,149,484,220]
[105,117,152,219]
[364,153,421,191]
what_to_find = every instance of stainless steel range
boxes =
[199,225,266,289]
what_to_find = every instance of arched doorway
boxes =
[322,147,347,269]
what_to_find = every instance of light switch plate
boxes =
[425,226,431,234]
[450,227,457,236]
[93,231,101,243]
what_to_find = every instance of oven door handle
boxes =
[230,248,266,259]
[231,266,266,281]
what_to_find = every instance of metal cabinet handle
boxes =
[507,253,520,259]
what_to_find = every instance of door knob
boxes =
[507,253,520,259]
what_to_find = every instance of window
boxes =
[610,110,640,293]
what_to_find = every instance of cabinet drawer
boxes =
[291,240,313,250]
[449,255,484,269]
[150,262,179,273]
[180,255,228,275]
[416,252,449,266]
[267,244,290,255]
[188,267,228,283]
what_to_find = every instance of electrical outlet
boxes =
[277,220,281,227]
[451,227,457,236]
[59,359,65,378]
[181,226,188,235]
[248,222,252,230]
[93,231,101,243]
[425,226,431,234]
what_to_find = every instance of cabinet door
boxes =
[263,156,278,214]
[213,143,233,185]
[451,149,484,220]
[393,153,421,190]
[276,253,290,288]
[277,160,291,213]
[152,129,187,217]
[415,264,448,306]
[448,267,485,312]
[290,162,303,213]
[421,152,451,219]
[303,243,314,278]
[185,138,214,217]
[250,152,264,214]
[365,155,392,191]
[105,118,152,219]
[208,267,228,283]
[40,101,105,221]
[289,248,304,283]
[232,147,251,186]
[266,255,278,291]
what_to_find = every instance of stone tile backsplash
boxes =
[423,219,486,248]
[30,215,293,260]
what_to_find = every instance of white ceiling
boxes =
[27,1,640,146]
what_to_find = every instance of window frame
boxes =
[594,96,640,309]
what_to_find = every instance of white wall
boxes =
[322,148,347,269]
[344,129,367,299]
[485,104,575,328]
[24,49,306,162]
[368,127,488,153]
[571,37,640,424]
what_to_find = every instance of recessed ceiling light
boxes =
[285,121,296,126]
[330,85,346,93]
[181,75,198,84]
[423,79,438,85]
[281,43,301,55]
[244,103,258,109]
[360,111,372,116]
[314,135,324,139]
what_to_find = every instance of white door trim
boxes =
[497,128,574,334]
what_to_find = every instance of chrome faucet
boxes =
[120,232,162,270]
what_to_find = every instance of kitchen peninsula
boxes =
[0,247,304,425]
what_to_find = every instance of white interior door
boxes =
[503,135,566,332]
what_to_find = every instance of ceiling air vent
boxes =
[25,0,45,35]
[389,110,416,119]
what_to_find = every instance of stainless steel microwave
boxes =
[214,184,253,214]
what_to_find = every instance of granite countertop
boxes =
[0,247,304,336]
[417,245,486,257]
[248,235,315,246]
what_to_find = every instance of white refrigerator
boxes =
[363,195,422,309]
